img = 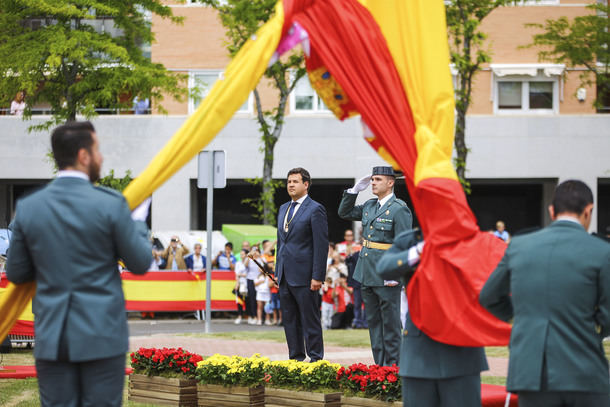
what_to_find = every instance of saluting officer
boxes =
[338,166,412,366]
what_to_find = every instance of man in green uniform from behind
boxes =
[338,166,412,366]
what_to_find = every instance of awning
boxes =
[491,63,565,77]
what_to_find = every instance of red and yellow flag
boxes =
[0,0,510,346]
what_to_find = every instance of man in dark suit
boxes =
[480,180,610,407]
[338,166,412,366]
[276,167,328,362]
[6,121,152,407]
[378,230,488,407]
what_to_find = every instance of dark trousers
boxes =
[279,278,324,361]
[518,391,610,407]
[351,286,366,328]
[362,285,401,366]
[246,279,257,318]
[402,375,481,407]
[36,354,125,407]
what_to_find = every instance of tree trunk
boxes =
[454,107,467,182]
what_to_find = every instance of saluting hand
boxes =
[348,175,371,194]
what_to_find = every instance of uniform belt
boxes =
[362,239,392,250]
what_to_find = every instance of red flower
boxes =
[387,373,398,383]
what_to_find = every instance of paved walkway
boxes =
[129,333,508,377]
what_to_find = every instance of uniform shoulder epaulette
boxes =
[94,185,123,198]
[393,198,408,207]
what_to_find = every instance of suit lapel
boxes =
[286,197,311,237]
[279,202,289,238]
[374,195,395,218]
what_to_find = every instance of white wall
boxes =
[1,114,608,231]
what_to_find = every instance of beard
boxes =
[88,160,101,183]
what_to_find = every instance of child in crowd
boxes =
[233,248,249,324]
[332,273,354,329]
[321,277,335,329]
[254,268,271,325]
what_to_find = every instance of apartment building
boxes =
[0,0,608,240]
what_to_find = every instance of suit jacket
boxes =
[184,253,206,270]
[480,220,610,393]
[338,191,412,286]
[6,177,152,362]
[276,196,328,286]
[162,245,189,270]
[378,229,488,379]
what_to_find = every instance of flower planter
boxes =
[128,374,198,406]
[265,387,342,407]
[342,395,403,407]
[197,383,264,406]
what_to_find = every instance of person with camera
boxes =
[162,235,189,270]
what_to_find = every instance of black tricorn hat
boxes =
[372,166,397,177]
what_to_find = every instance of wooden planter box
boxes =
[265,387,342,407]
[342,395,403,407]
[129,373,198,406]
[197,383,264,406]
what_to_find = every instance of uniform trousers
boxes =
[362,285,401,366]
[36,354,125,407]
[518,391,610,407]
[402,375,481,407]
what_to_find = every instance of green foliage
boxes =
[0,0,187,130]
[524,2,610,110]
[241,177,285,226]
[199,0,306,224]
[445,0,521,190]
[97,169,133,192]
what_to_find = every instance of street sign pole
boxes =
[197,150,226,334]
[205,155,213,334]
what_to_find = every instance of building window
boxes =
[491,64,563,114]
[496,79,557,113]
[189,71,251,114]
[290,75,330,114]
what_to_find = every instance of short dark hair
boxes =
[225,242,233,249]
[287,167,311,191]
[552,180,593,215]
[51,121,96,169]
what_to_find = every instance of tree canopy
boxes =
[201,0,307,225]
[0,0,187,129]
[446,0,521,192]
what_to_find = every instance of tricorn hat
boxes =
[372,166,397,177]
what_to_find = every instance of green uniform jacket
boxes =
[338,191,412,287]
[480,220,610,393]
[378,230,488,378]
[6,177,152,362]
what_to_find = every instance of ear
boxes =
[76,147,91,167]
[583,203,594,220]
[548,205,555,221]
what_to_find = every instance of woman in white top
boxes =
[10,91,25,116]
[185,243,206,271]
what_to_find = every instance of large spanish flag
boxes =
[0,0,510,346]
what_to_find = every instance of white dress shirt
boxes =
[283,194,308,230]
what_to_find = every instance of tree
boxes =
[0,0,187,129]
[200,0,306,225]
[446,0,520,192]
[524,2,609,111]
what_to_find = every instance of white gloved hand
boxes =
[347,175,371,194]
[131,197,152,222]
